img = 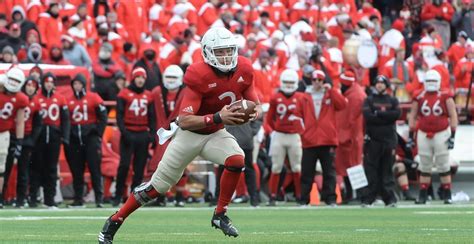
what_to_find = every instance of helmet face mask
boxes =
[279,69,299,95]
[201,27,238,72]
[424,70,441,92]
[5,67,25,93]
[163,65,184,90]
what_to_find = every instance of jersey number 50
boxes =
[40,104,60,121]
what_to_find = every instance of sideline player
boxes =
[408,70,458,204]
[99,27,261,243]
[266,69,305,206]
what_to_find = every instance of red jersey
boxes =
[266,91,305,134]
[415,91,451,134]
[0,92,29,132]
[24,96,41,135]
[167,91,178,113]
[117,88,153,132]
[180,56,259,134]
[67,93,104,126]
[37,92,67,127]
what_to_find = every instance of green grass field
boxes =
[0,203,473,243]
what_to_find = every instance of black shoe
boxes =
[443,189,452,204]
[402,190,416,201]
[28,200,38,208]
[98,214,122,244]
[211,212,239,237]
[111,197,121,207]
[0,193,3,209]
[96,203,104,208]
[68,201,85,208]
[415,189,428,204]
[267,197,276,206]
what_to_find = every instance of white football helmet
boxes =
[163,65,184,90]
[201,27,238,72]
[424,69,441,92]
[5,67,26,93]
[280,69,299,95]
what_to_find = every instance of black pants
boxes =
[300,146,337,204]
[30,130,61,206]
[64,134,103,204]
[359,140,397,205]
[3,142,33,205]
[115,131,149,199]
[214,149,257,202]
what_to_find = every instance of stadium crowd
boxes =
[0,0,473,209]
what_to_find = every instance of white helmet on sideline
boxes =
[201,27,238,72]
[424,69,441,92]
[163,65,184,90]
[5,67,25,93]
[279,69,299,95]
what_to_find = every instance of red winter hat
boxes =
[312,70,326,80]
[392,19,405,32]
[340,70,356,86]
[132,67,147,80]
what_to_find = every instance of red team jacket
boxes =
[415,90,452,135]
[179,56,259,134]
[37,92,67,127]
[266,91,305,134]
[117,88,154,132]
[67,92,104,126]
[0,92,29,133]
[23,95,41,135]
[300,88,347,148]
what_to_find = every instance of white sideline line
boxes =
[414,211,474,215]
[0,203,472,213]
[0,216,107,221]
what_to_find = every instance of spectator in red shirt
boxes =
[92,43,122,101]
[37,3,63,49]
[421,0,454,50]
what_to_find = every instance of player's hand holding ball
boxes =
[223,99,257,125]
[219,103,245,125]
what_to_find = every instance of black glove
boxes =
[62,138,70,146]
[446,137,454,149]
[403,158,419,170]
[13,141,22,160]
[406,131,415,149]
[446,130,455,150]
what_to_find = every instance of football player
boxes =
[65,74,108,208]
[112,67,156,207]
[150,64,188,207]
[266,69,305,206]
[408,70,458,204]
[0,68,27,209]
[30,73,70,208]
[99,27,260,243]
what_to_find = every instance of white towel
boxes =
[157,122,179,145]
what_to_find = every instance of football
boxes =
[228,99,256,124]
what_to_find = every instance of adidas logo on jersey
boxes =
[183,106,193,113]
[237,76,244,82]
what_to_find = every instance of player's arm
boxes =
[95,102,108,137]
[178,87,245,131]
[407,100,419,147]
[15,108,25,140]
[60,103,71,145]
[446,97,458,131]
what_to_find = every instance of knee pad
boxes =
[133,182,157,205]
[439,171,450,177]
[224,155,245,172]
[393,164,406,178]
[420,172,431,177]
[434,154,450,173]
[450,165,458,175]
[290,161,301,173]
[418,155,433,174]
[151,161,184,194]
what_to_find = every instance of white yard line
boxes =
[0,203,472,213]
